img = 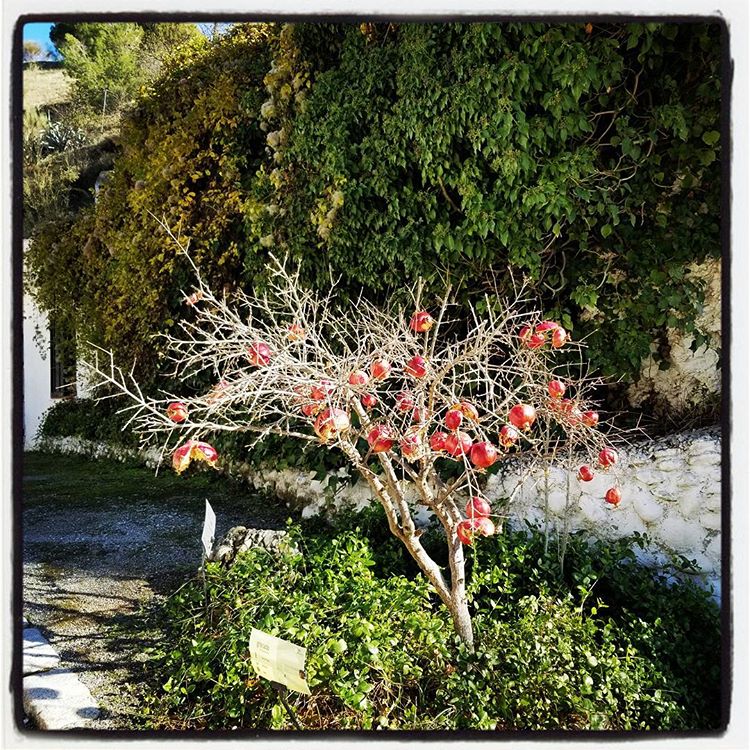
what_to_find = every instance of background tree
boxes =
[58,23,146,111]
[23,40,44,62]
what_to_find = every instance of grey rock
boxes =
[24,668,100,729]
[23,628,60,675]
[209,525,290,566]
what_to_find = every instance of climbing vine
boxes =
[26,21,721,389]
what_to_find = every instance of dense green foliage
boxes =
[259,22,721,379]
[140,515,720,730]
[27,21,721,393]
[27,25,272,373]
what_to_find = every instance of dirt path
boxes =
[22,453,292,730]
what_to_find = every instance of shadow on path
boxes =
[23,451,292,730]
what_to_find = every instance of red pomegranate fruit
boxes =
[509,403,536,431]
[605,487,622,506]
[409,310,435,333]
[470,441,498,469]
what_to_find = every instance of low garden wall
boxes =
[37,426,722,599]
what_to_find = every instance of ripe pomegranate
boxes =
[470,441,498,469]
[499,424,520,448]
[551,327,568,348]
[405,355,428,379]
[456,519,477,545]
[287,323,305,341]
[598,447,618,468]
[193,442,219,464]
[548,380,566,399]
[457,516,495,545]
[445,431,473,458]
[367,424,395,453]
[577,465,595,482]
[536,320,559,334]
[371,358,391,381]
[457,401,479,422]
[301,402,321,418]
[310,379,335,401]
[527,333,546,349]
[400,434,421,461]
[518,325,532,342]
[173,440,218,474]
[582,410,599,428]
[396,391,415,413]
[172,442,193,474]
[410,310,435,333]
[445,408,463,430]
[348,370,369,387]
[465,496,492,519]
[567,407,583,427]
[247,341,272,366]
[166,401,188,423]
[314,408,350,442]
[360,393,378,410]
[508,403,536,431]
[605,487,622,506]
[429,431,448,452]
[475,516,495,537]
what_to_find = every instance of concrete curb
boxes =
[23,622,100,730]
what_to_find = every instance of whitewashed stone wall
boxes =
[37,427,721,598]
[486,428,722,598]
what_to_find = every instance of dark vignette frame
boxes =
[9,11,733,741]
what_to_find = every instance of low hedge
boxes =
[138,514,721,730]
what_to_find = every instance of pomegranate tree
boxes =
[85,240,625,650]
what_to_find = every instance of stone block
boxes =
[677,486,703,517]
[23,628,60,675]
[655,457,685,473]
[635,469,660,486]
[545,489,569,516]
[632,491,664,524]
[689,453,721,471]
[610,510,647,538]
[699,512,721,532]
[23,668,99,729]
[657,516,704,553]
[578,494,609,527]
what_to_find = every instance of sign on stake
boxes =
[249,628,310,729]
[201,499,216,558]
[201,499,216,622]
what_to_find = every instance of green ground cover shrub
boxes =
[140,515,720,730]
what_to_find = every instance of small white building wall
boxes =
[22,289,55,449]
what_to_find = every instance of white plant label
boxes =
[201,499,216,558]
[249,628,310,695]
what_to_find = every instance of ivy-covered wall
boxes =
[26,21,721,402]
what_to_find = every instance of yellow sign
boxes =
[249,629,311,695]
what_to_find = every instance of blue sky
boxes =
[22,22,59,58]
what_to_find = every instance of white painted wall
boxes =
[22,289,54,449]
[37,427,722,599]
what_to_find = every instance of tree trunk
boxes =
[446,530,474,651]
[448,592,474,650]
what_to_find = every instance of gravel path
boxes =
[23,462,290,730]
